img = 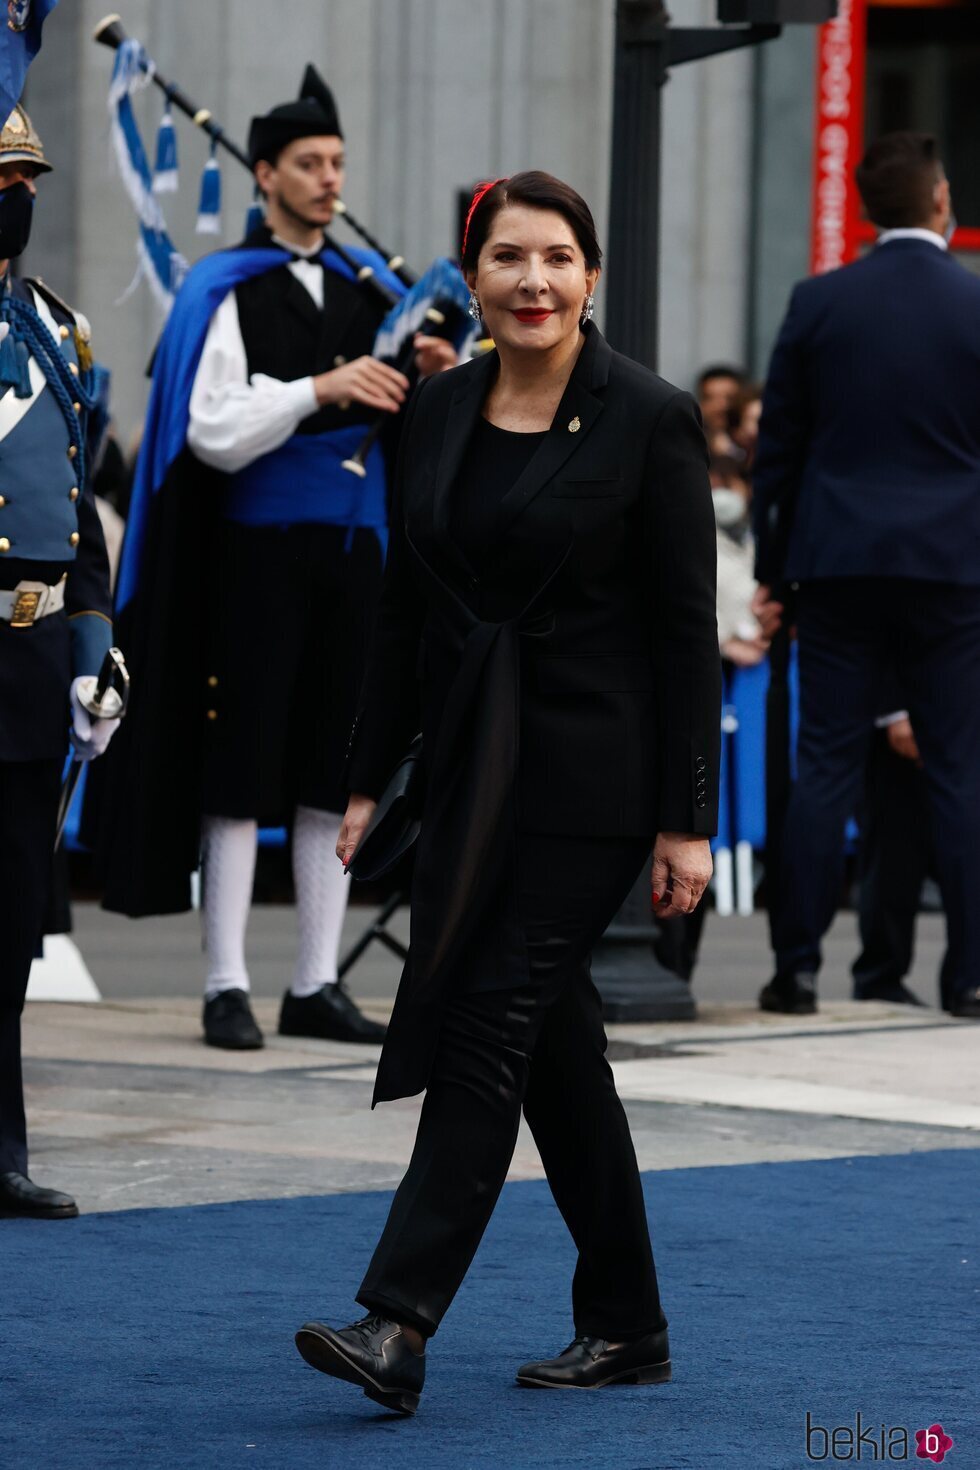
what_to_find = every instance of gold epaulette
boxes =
[24,276,94,371]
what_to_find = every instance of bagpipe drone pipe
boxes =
[92,12,475,378]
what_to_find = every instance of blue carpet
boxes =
[2,1150,976,1469]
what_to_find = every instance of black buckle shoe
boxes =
[853,981,926,1007]
[295,1314,425,1415]
[202,989,264,1050]
[516,1329,671,1390]
[950,987,980,1019]
[759,973,818,1015]
[0,1172,79,1220]
[278,984,386,1044]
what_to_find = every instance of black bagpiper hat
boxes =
[248,66,343,169]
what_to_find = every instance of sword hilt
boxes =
[80,646,130,722]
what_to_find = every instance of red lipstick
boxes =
[512,308,553,324]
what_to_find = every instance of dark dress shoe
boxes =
[278,984,386,1044]
[295,1314,425,1415]
[759,973,818,1015]
[949,987,980,1019]
[0,1172,79,1220]
[516,1329,672,1390]
[202,989,264,1050]
[853,982,926,1006]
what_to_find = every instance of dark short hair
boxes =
[697,364,745,393]
[856,132,943,229]
[460,171,602,272]
[708,453,749,486]
[729,380,764,430]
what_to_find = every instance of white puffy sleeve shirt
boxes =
[187,260,324,475]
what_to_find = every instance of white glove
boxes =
[70,676,121,761]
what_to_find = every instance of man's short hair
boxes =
[856,133,943,230]
[696,364,745,393]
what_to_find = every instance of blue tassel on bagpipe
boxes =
[152,99,178,194]
[196,141,222,236]
[244,191,265,237]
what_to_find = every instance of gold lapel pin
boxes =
[568,416,581,433]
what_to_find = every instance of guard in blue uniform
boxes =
[0,106,117,1221]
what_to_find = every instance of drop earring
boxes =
[581,293,595,325]
[468,291,482,322]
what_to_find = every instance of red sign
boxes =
[810,0,868,275]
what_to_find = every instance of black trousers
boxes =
[851,732,953,1006]
[357,833,665,1340]
[0,758,62,1175]
[772,578,980,1001]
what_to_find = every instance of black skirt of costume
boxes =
[201,520,384,821]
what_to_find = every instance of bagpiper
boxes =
[90,68,457,1050]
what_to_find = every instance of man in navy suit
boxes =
[752,131,980,1020]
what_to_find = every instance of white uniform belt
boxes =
[0,576,67,626]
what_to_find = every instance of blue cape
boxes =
[116,243,406,611]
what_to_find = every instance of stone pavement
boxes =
[20,904,980,1214]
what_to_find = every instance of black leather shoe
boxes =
[202,989,264,1050]
[295,1314,425,1415]
[0,1172,79,1220]
[516,1329,671,1390]
[759,973,818,1015]
[949,987,980,1019]
[853,982,926,1006]
[279,984,386,1044]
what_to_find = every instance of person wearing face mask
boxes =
[293,172,720,1415]
[753,131,980,1021]
[0,106,118,1221]
[711,455,767,669]
[654,456,765,985]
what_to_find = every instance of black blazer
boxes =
[347,323,721,839]
[754,239,980,586]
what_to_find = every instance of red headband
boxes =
[462,177,507,262]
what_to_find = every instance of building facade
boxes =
[20,0,979,443]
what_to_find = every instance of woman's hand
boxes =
[750,584,784,640]
[651,832,713,919]
[336,793,378,868]
[721,634,768,668]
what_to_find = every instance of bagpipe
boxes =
[93,15,474,469]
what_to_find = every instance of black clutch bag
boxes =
[347,734,424,882]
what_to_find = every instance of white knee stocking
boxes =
[201,815,258,998]
[291,805,349,998]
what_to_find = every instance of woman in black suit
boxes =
[295,172,720,1415]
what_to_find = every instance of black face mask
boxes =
[0,182,34,260]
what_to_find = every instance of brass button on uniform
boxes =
[69,531,80,547]
[0,537,9,553]
[206,709,218,721]
[69,487,79,501]
[68,446,77,459]
[0,495,6,507]
[207,675,219,688]
[59,324,70,341]
[73,401,81,414]
[68,361,79,377]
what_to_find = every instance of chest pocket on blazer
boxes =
[548,472,623,499]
